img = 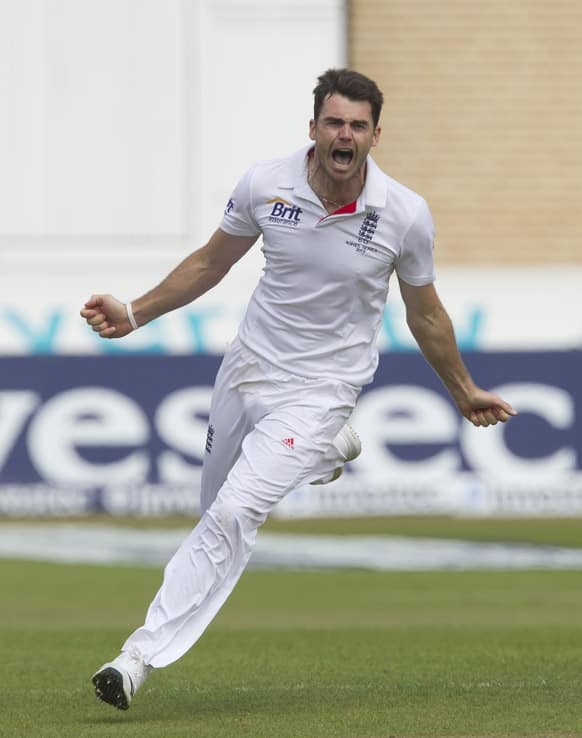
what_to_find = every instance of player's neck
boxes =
[307,157,365,213]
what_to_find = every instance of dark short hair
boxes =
[313,68,384,127]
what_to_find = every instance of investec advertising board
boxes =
[0,351,580,517]
[1,261,582,517]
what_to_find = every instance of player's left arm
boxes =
[398,277,517,427]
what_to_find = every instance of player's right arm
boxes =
[80,228,258,339]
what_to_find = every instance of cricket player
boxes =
[81,68,517,710]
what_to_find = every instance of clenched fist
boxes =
[80,294,135,339]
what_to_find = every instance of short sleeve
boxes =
[396,198,436,286]
[219,166,262,238]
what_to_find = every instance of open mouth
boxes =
[332,148,354,166]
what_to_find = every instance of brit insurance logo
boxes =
[346,210,380,255]
[266,197,303,227]
[224,198,235,215]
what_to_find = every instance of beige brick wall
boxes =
[349,0,582,264]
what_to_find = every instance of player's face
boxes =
[309,94,381,184]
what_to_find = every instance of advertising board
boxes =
[1,352,579,517]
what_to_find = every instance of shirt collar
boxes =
[277,144,388,211]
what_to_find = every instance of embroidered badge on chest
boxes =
[358,211,380,245]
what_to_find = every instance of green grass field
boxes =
[1,517,582,738]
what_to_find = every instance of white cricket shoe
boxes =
[92,649,152,710]
[311,423,361,485]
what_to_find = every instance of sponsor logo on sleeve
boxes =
[205,424,215,454]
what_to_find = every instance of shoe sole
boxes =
[92,667,131,710]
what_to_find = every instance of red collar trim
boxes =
[319,200,357,222]
[330,200,357,216]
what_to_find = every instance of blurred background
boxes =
[0,0,581,521]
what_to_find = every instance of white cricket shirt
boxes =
[220,144,435,387]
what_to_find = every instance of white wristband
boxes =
[125,302,139,331]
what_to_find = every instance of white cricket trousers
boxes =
[123,337,360,667]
